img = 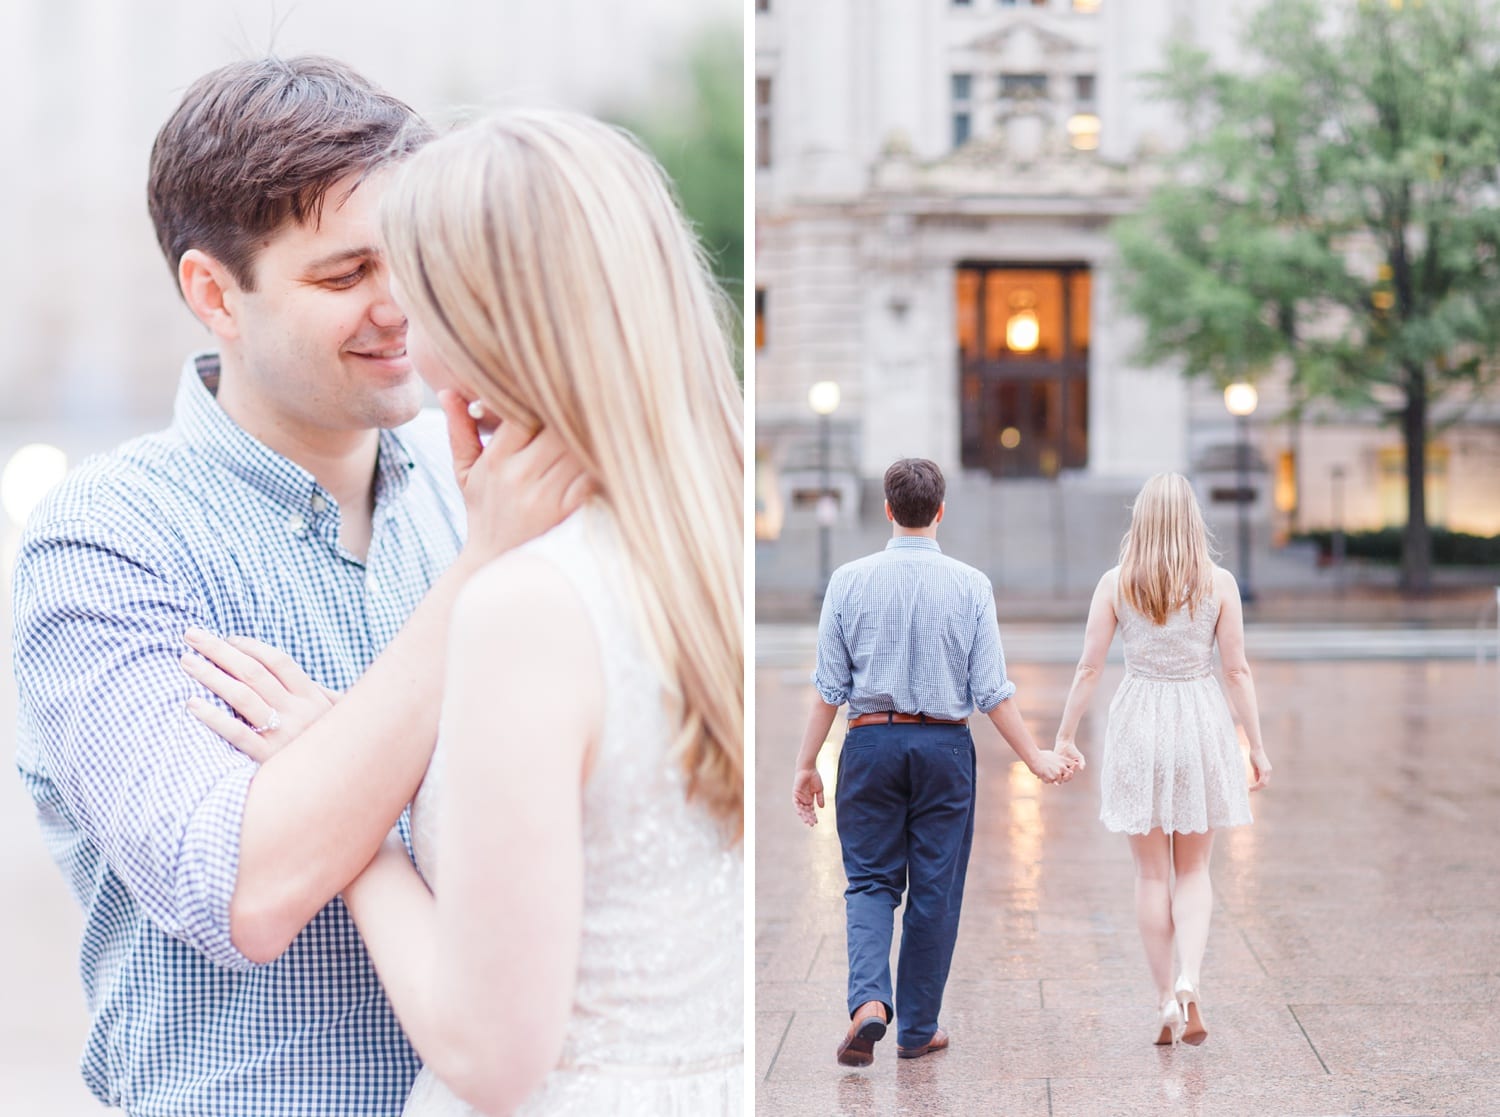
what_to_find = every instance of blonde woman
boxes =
[184,110,743,1114]
[1053,473,1270,1048]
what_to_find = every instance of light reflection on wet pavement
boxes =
[756,632,1500,1116]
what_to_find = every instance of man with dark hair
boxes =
[880,455,945,528]
[792,457,1075,1067]
[13,57,582,1115]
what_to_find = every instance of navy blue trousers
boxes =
[835,722,976,1048]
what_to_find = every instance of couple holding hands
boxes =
[793,460,1272,1065]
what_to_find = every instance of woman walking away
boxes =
[1053,473,1271,1047]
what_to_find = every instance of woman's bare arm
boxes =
[1053,569,1119,765]
[1214,567,1272,790]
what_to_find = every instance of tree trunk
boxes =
[1400,364,1432,595]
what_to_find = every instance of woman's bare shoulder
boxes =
[1210,564,1238,595]
[452,551,595,662]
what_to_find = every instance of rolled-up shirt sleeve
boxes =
[14,521,261,972]
[968,576,1017,712]
[811,575,853,707]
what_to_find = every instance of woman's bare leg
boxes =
[1170,830,1215,989]
[1126,829,1175,1005]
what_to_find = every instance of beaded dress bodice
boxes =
[1116,591,1220,681]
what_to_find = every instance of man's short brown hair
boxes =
[884,458,946,527]
[147,55,432,290]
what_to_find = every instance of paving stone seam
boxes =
[1238,924,1273,977]
[804,934,824,983]
[763,1012,794,1084]
[1287,1004,1333,1075]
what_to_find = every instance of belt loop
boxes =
[885,711,894,725]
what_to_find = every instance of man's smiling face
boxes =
[224,168,424,437]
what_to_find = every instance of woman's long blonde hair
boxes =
[382,110,744,837]
[1118,473,1216,625]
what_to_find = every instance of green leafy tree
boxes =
[1116,0,1500,593]
[615,24,744,360]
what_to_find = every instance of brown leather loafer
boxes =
[835,1000,889,1066]
[897,1027,950,1059]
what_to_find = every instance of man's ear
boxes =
[179,249,242,342]
[884,500,894,523]
[934,502,945,525]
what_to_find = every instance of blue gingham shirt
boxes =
[813,536,1016,719]
[13,354,465,1116]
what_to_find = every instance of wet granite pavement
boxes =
[755,628,1500,1116]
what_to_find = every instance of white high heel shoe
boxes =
[1175,975,1208,1046]
[1154,997,1183,1046]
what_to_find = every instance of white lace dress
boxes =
[402,506,744,1116]
[1098,577,1254,835]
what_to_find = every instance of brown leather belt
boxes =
[847,712,968,729]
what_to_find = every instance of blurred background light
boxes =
[1,443,67,529]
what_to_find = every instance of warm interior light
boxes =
[1006,310,1040,353]
[1224,382,1259,417]
[1067,113,1100,151]
[1000,427,1022,449]
[1005,289,1041,353]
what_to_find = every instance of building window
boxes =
[755,288,767,350]
[1000,0,1051,6]
[951,73,974,148]
[956,263,1091,478]
[1074,74,1096,104]
[1000,73,1048,99]
[1378,445,1449,527]
[1073,0,1101,10]
[952,0,973,6]
[756,0,770,10]
[1275,448,1298,538]
[1067,113,1100,150]
[755,78,772,168]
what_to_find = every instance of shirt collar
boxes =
[885,535,942,552]
[172,352,416,516]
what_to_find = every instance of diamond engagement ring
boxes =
[250,710,281,735]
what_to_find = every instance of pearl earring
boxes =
[467,399,486,421]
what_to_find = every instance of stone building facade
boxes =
[754,0,1500,593]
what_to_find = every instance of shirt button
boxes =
[286,513,306,534]
[310,494,328,513]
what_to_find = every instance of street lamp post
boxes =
[808,381,841,598]
[1330,465,1347,569]
[1224,382,1259,604]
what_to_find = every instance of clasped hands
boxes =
[793,740,1083,829]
